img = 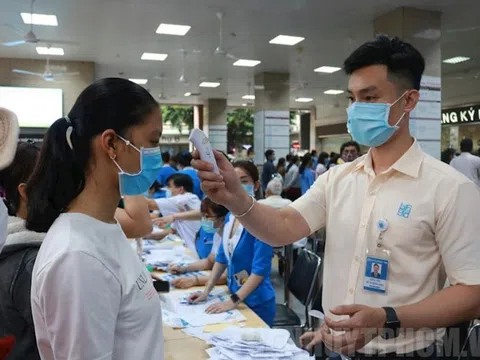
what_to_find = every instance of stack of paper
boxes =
[159,271,209,287]
[206,326,311,360]
[159,291,246,328]
[143,247,197,269]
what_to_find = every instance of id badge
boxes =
[363,219,391,294]
[233,270,249,286]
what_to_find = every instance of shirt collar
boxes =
[353,139,424,178]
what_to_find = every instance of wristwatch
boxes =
[381,307,401,339]
[230,293,241,304]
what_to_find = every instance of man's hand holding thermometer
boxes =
[189,129,252,214]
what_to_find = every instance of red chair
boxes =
[0,336,15,360]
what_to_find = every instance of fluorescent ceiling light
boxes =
[129,78,148,85]
[295,97,313,103]
[269,35,304,46]
[36,46,63,56]
[242,95,255,100]
[184,92,191,97]
[156,23,191,36]
[443,56,470,64]
[199,82,220,88]
[242,103,248,106]
[21,12,58,26]
[233,59,261,67]
[141,52,168,61]
[324,89,344,95]
[314,66,341,73]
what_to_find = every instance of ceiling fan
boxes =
[2,0,78,47]
[177,49,190,86]
[214,12,238,60]
[154,73,168,100]
[12,56,79,82]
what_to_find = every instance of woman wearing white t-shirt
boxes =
[25,78,164,360]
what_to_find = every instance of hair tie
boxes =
[65,116,74,150]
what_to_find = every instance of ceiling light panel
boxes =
[295,97,313,103]
[242,95,255,100]
[233,59,261,67]
[129,78,148,85]
[184,92,191,97]
[156,23,191,36]
[199,82,220,88]
[442,56,470,64]
[314,66,341,73]
[269,35,304,46]
[36,47,63,55]
[324,90,344,95]
[141,52,168,61]
[21,12,58,26]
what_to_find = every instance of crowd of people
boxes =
[0,34,479,360]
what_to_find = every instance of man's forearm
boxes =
[396,284,480,329]
[230,192,310,247]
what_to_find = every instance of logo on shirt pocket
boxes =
[397,203,412,218]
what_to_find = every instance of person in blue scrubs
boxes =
[176,151,204,199]
[299,153,316,195]
[168,198,229,289]
[189,161,275,326]
[157,152,177,187]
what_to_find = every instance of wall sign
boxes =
[442,105,480,125]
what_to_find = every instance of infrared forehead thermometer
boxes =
[188,128,220,174]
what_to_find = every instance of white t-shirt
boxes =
[31,213,163,360]
[212,232,222,255]
[450,152,480,187]
[0,201,8,254]
[155,193,201,253]
[315,163,327,178]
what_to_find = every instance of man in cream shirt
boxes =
[193,35,480,359]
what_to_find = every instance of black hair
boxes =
[167,173,194,193]
[340,141,360,155]
[161,151,171,163]
[26,78,159,232]
[201,197,229,218]
[176,151,193,168]
[441,148,456,164]
[276,157,286,171]
[318,152,329,165]
[299,153,312,175]
[460,138,473,153]
[286,154,292,162]
[265,149,274,160]
[149,180,162,193]
[286,155,299,173]
[327,153,340,169]
[344,34,425,91]
[247,148,254,155]
[311,150,317,156]
[232,160,261,199]
[0,142,40,216]
[329,152,336,158]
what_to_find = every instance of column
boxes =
[374,7,442,159]
[300,112,311,151]
[204,98,227,152]
[309,106,318,151]
[254,72,290,165]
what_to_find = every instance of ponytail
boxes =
[26,118,85,232]
[25,78,158,233]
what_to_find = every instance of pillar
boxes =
[300,113,311,151]
[204,99,227,152]
[254,72,290,165]
[310,106,318,151]
[374,7,442,159]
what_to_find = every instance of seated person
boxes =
[157,151,177,187]
[168,198,229,289]
[189,161,275,327]
[146,174,201,252]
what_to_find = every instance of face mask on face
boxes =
[111,136,162,196]
[346,91,408,147]
[165,189,172,198]
[242,183,255,196]
[201,217,217,234]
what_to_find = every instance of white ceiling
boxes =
[1,0,480,113]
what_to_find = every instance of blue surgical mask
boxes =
[200,217,217,234]
[242,183,255,196]
[346,92,407,147]
[112,136,162,196]
[165,189,172,198]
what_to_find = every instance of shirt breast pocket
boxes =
[382,221,432,260]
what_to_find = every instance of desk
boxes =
[162,285,267,359]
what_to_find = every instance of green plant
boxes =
[161,105,194,133]
[227,108,254,150]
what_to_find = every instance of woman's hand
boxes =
[191,150,250,214]
[153,215,174,228]
[187,291,209,304]
[171,277,196,289]
[168,264,185,274]
[205,299,237,314]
